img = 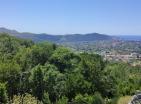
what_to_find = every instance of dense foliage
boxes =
[0,33,141,104]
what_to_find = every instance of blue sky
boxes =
[0,0,141,35]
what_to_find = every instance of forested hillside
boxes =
[0,28,113,42]
[0,33,141,104]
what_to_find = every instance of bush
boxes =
[56,96,68,104]
[12,93,42,104]
[74,92,104,104]
[92,92,104,104]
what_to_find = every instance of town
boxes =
[100,51,141,66]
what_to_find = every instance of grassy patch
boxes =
[117,96,132,104]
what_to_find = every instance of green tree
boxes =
[50,47,80,73]
[29,65,44,101]
[79,53,106,95]
[29,42,56,67]
[0,33,33,60]
[0,61,21,99]
[42,92,51,104]
[14,47,32,71]
[0,83,8,104]
[43,64,67,102]
[66,70,91,101]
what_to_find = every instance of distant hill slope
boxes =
[0,27,113,42]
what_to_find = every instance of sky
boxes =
[0,0,141,35]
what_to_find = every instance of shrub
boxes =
[12,93,42,104]
[74,92,104,104]
[56,96,68,104]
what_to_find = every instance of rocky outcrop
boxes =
[128,93,141,104]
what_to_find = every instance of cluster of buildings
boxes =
[100,51,141,63]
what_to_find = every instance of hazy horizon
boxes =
[1,27,141,36]
[0,0,141,35]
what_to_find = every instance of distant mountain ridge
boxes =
[0,27,114,42]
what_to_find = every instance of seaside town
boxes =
[100,51,141,66]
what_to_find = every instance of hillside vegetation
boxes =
[0,33,141,104]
